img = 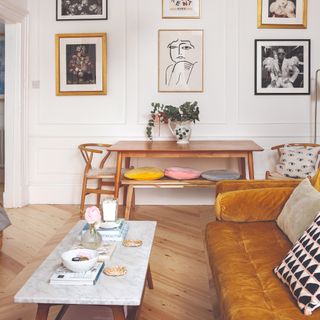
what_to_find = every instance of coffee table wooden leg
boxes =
[112,306,126,320]
[35,304,50,320]
[238,158,246,179]
[124,185,134,220]
[127,306,139,320]
[146,263,154,289]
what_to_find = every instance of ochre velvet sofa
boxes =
[206,179,320,320]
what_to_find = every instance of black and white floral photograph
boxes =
[56,33,107,96]
[258,0,307,28]
[255,39,310,95]
[56,0,108,21]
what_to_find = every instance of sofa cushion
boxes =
[276,146,320,179]
[206,220,320,319]
[274,212,320,316]
[277,178,320,243]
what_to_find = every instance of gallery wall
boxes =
[26,0,320,205]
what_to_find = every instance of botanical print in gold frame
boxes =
[162,0,200,19]
[258,0,307,29]
[158,29,204,93]
[55,33,107,96]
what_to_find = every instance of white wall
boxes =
[26,0,320,205]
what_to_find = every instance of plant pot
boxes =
[168,120,192,144]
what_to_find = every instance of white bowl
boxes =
[61,249,98,273]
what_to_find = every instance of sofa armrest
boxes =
[216,179,300,196]
[215,187,294,222]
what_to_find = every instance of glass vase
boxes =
[81,223,102,249]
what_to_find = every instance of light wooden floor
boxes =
[0,205,216,320]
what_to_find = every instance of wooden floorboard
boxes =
[0,205,216,320]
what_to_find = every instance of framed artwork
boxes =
[258,0,307,28]
[162,0,200,19]
[158,29,203,93]
[55,33,107,96]
[56,0,108,21]
[255,39,310,95]
[0,34,4,100]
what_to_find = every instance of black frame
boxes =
[56,0,108,21]
[254,39,311,95]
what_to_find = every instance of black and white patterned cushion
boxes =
[276,146,320,179]
[274,212,320,315]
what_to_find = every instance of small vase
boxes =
[168,120,192,144]
[81,223,102,249]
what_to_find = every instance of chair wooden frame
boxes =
[79,143,120,218]
[266,143,320,179]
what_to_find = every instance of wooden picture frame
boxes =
[258,0,307,28]
[158,29,204,93]
[56,0,108,21]
[0,34,4,100]
[255,39,310,95]
[162,0,200,19]
[55,33,107,96]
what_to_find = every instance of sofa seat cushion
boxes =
[206,220,320,319]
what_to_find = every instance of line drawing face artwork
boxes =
[165,39,198,87]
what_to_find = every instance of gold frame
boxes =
[55,33,107,96]
[158,29,204,93]
[258,0,307,29]
[162,0,200,19]
[0,33,4,100]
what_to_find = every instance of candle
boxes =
[102,198,118,222]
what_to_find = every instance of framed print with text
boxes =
[56,0,108,21]
[55,33,107,96]
[258,0,307,28]
[255,39,310,95]
[162,0,200,19]
[158,29,203,92]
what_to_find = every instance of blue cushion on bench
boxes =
[201,170,241,181]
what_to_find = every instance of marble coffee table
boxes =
[14,220,157,320]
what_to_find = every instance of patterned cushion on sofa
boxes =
[274,212,320,315]
[276,146,320,179]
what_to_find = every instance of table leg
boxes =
[146,263,154,289]
[35,304,50,320]
[114,152,123,199]
[127,306,139,320]
[123,158,131,206]
[112,306,126,320]
[238,158,246,179]
[125,185,134,220]
[247,152,255,180]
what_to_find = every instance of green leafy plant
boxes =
[146,101,199,140]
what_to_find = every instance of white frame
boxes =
[158,29,204,93]
[56,0,108,21]
[255,39,310,95]
[162,0,200,19]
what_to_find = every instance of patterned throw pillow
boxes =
[274,212,320,315]
[276,146,320,179]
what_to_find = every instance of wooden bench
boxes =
[122,178,217,219]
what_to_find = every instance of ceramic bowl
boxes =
[61,249,98,273]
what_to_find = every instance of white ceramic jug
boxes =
[168,120,192,144]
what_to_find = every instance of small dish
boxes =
[99,220,122,229]
[122,240,143,247]
[103,265,127,277]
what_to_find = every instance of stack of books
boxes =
[49,262,104,286]
[81,219,129,242]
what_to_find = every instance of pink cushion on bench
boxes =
[164,167,201,180]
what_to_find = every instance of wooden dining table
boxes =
[108,140,264,199]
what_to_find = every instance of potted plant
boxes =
[146,101,199,144]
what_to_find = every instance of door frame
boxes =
[0,1,29,207]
